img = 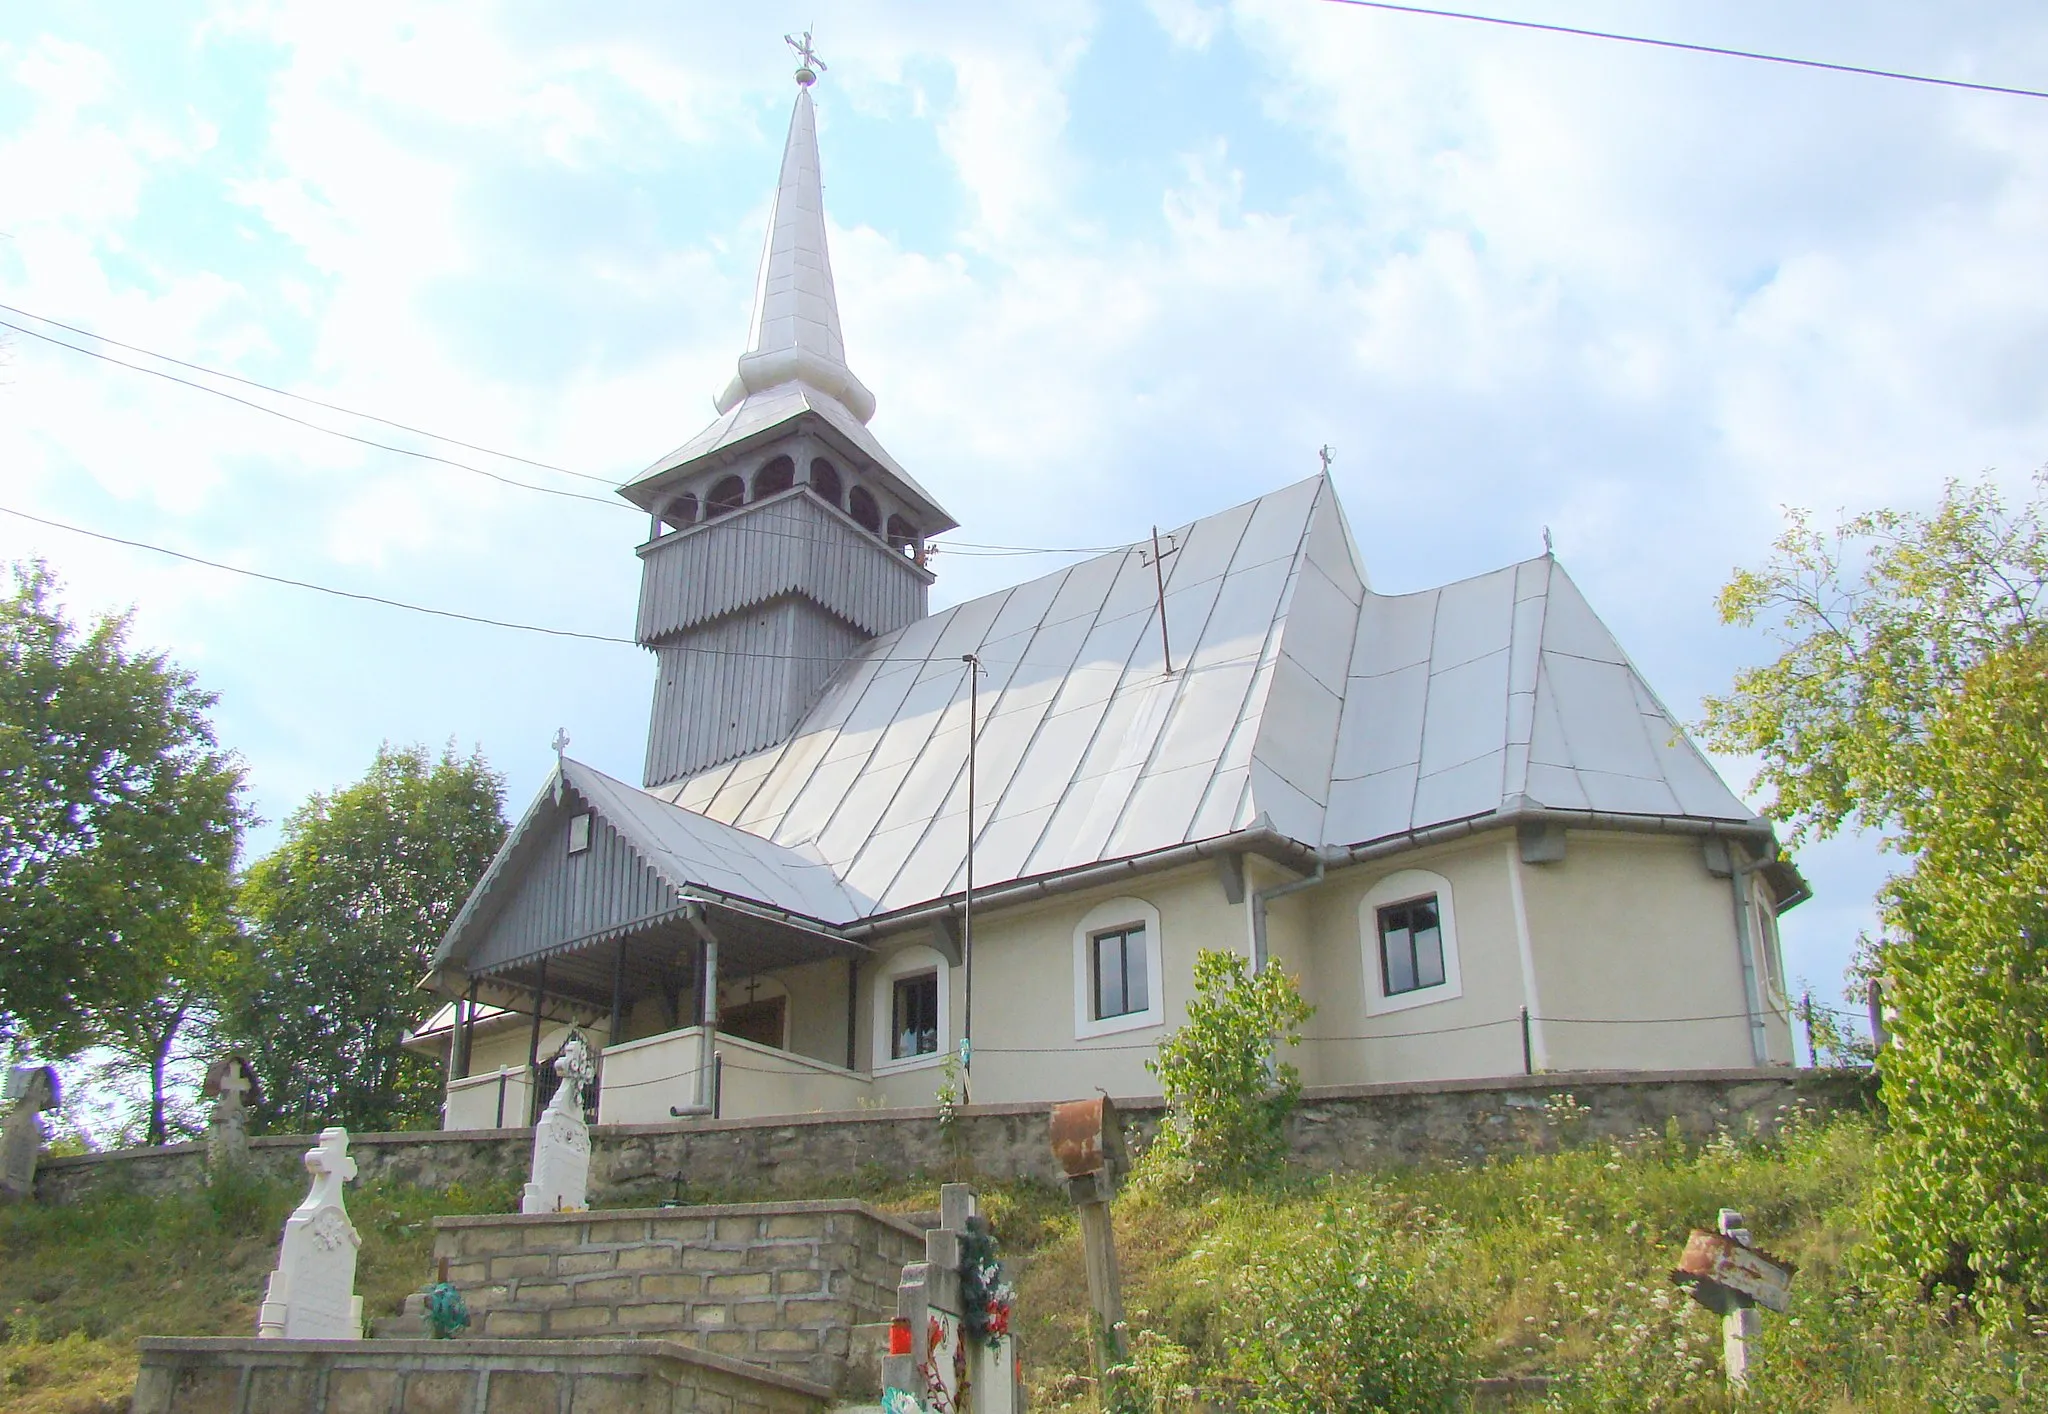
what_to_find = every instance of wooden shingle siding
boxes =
[466,798,680,976]
[635,493,928,646]
[643,600,870,789]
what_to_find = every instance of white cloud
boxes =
[2,0,2045,1015]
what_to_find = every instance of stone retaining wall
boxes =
[410,1200,923,1393]
[37,1068,1874,1208]
[131,1337,831,1414]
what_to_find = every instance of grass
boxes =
[5,1114,2045,1411]
[0,1170,515,1414]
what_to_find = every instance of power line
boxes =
[0,317,629,510]
[0,305,1164,557]
[0,301,618,486]
[1312,0,2048,102]
[0,500,1193,666]
[0,502,636,645]
[0,502,934,661]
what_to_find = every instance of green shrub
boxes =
[1135,949,1313,1191]
[1222,1208,1473,1413]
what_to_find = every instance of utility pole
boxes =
[960,653,983,1099]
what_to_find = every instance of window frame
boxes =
[1359,869,1463,1016]
[567,811,593,856]
[1072,897,1165,1039]
[871,945,950,1074]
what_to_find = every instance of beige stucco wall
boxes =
[1516,831,1794,1070]
[1284,835,1534,1087]
[434,825,1798,1129]
[853,859,1256,1107]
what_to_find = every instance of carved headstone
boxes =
[202,1055,260,1175]
[521,1032,595,1215]
[883,1183,1020,1414]
[257,1128,364,1340]
[0,1066,60,1203]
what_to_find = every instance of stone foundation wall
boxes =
[37,1067,1875,1208]
[131,1337,831,1414]
[414,1201,923,1392]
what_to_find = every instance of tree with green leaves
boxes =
[1704,473,2048,1305]
[225,744,505,1134]
[1864,644,2048,1310]
[1136,949,1313,1191]
[0,561,246,1142]
[1702,473,2048,845]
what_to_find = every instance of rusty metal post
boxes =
[1051,1096,1129,1377]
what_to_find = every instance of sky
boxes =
[3,0,2047,1076]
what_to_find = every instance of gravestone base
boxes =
[131,1337,831,1414]
[382,1200,924,1394]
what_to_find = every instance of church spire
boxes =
[714,51,877,425]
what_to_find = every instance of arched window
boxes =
[885,515,917,556]
[871,945,950,1073]
[847,485,882,534]
[661,493,698,533]
[808,458,842,507]
[706,476,746,519]
[1072,896,1166,1039]
[752,456,794,500]
[1359,869,1463,1015]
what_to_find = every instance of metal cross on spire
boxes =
[1318,444,1335,473]
[785,30,826,86]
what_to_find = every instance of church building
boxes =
[413,58,1807,1130]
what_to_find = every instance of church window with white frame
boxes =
[872,945,949,1073]
[1074,897,1165,1039]
[1360,870,1463,1016]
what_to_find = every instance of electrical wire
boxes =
[0,503,937,661]
[0,317,628,510]
[0,502,637,645]
[1312,0,2048,102]
[0,301,617,486]
[0,306,1158,558]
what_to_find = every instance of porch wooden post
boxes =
[456,979,478,1079]
[527,956,549,1124]
[845,957,859,1070]
[609,938,628,1046]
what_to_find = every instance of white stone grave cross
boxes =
[203,1056,256,1174]
[1671,1206,1795,1390]
[521,1031,595,1214]
[1717,1209,1761,1387]
[0,1066,60,1204]
[882,1183,1020,1414]
[257,1127,364,1340]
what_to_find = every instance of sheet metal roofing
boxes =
[634,474,1759,921]
[438,759,871,971]
[618,85,951,528]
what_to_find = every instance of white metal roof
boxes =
[644,474,1759,919]
[619,86,952,527]
[561,759,870,925]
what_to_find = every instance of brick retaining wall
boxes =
[36,1067,1875,1208]
[407,1200,923,1392]
[131,1337,831,1414]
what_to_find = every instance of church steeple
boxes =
[619,52,957,790]
[715,82,876,425]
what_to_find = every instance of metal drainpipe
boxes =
[1250,861,1328,974]
[670,902,718,1117]
[1727,855,1770,1066]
